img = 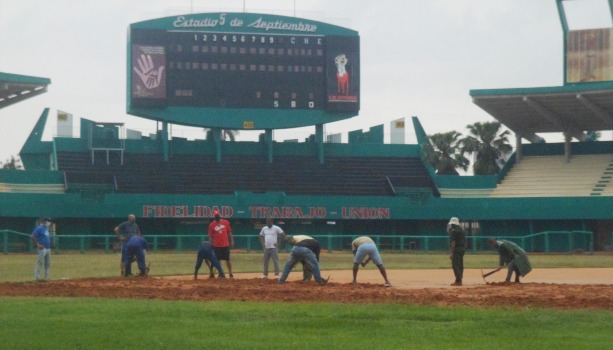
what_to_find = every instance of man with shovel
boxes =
[487,238,532,284]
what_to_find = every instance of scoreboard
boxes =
[127,13,360,129]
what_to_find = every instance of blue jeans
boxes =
[279,246,322,284]
[34,248,50,280]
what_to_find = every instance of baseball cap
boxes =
[212,209,220,216]
[448,217,459,226]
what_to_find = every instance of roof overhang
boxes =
[0,72,51,109]
[470,82,613,141]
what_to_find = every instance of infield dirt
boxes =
[1,268,612,310]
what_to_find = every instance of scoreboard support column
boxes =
[316,124,324,165]
[266,129,273,164]
[213,128,222,162]
[161,122,169,162]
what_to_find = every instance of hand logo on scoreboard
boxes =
[133,54,165,89]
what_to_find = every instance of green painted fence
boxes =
[1,229,593,254]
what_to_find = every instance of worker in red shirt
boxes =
[208,209,235,278]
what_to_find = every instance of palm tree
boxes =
[461,121,513,175]
[422,131,470,175]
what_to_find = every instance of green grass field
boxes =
[1,252,612,349]
[0,297,611,350]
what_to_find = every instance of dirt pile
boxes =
[1,276,612,310]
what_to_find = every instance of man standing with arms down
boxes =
[114,214,141,276]
[208,209,234,278]
[258,218,286,278]
[448,217,466,286]
[351,236,391,287]
[488,238,532,284]
[31,217,52,281]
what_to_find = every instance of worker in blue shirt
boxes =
[125,235,149,277]
[31,217,52,281]
[194,241,226,279]
[114,214,141,276]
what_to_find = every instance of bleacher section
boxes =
[0,168,66,194]
[56,151,437,196]
[0,183,65,194]
[438,188,494,198]
[490,154,613,197]
[58,151,155,193]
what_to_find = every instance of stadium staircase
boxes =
[591,156,613,196]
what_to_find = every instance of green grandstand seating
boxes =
[56,151,437,197]
[491,154,613,197]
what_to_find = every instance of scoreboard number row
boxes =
[194,34,278,44]
[273,101,315,108]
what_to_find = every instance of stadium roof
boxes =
[470,82,613,141]
[0,72,51,109]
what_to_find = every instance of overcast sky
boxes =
[1,0,611,164]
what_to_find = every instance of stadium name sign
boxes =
[173,14,317,32]
[142,205,390,219]
[250,206,390,219]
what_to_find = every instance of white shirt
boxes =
[259,225,284,249]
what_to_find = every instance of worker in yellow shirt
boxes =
[352,236,391,287]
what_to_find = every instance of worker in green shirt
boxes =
[448,217,466,286]
[488,238,532,284]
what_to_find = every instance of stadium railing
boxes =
[1,230,593,255]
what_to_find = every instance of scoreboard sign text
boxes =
[128,13,360,129]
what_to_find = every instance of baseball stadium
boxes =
[1,1,613,349]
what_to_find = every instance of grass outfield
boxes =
[1,251,613,282]
[0,297,611,350]
[1,252,612,349]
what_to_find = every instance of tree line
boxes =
[423,121,512,175]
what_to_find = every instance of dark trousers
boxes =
[126,247,146,275]
[452,248,465,282]
[195,246,225,277]
[505,261,521,282]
